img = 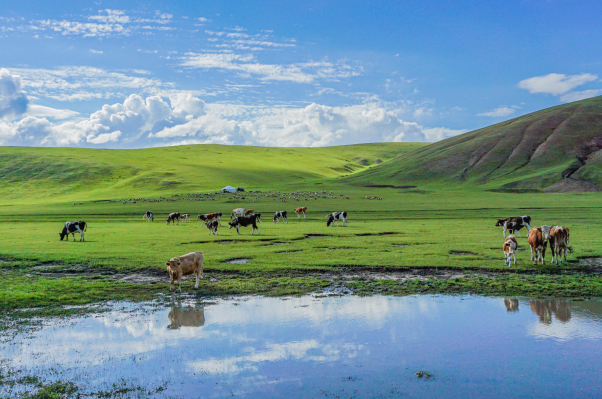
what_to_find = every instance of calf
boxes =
[496,216,532,238]
[528,227,547,265]
[295,207,307,219]
[228,214,261,235]
[326,211,347,227]
[165,251,204,292]
[206,220,219,235]
[143,211,154,222]
[230,208,245,219]
[181,214,191,223]
[273,211,288,223]
[549,226,570,265]
[166,212,180,225]
[59,221,87,242]
[503,235,518,267]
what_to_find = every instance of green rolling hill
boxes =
[349,96,602,192]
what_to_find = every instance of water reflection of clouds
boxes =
[526,299,602,341]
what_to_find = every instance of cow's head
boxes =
[255,213,261,224]
[59,231,67,241]
[326,216,334,226]
[228,220,237,229]
[495,219,506,227]
[165,259,182,279]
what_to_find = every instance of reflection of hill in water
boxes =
[168,307,205,329]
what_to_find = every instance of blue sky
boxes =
[0,0,600,148]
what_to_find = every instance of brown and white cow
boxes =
[181,214,191,223]
[197,212,221,225]
[528,227,547,265]
[295,207,307,219]
[503,235,518,267]
[549,226,570,265]
[230,208,246,219]
[165,251,204,292]
[166,212,180,225]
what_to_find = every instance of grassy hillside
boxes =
[0,142,425,204]
[348,96,602,192]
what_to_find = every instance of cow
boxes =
[273,211,288,223]
[528,227,547,265]
[143,211,154,222]
[165,251,204,292]
[228,214,261,235]
[549,226,571,265]
[496,216,532,238]
[166,212,181,225]
[244,209,255,217]
[295,207,307,219]
[230,208,246,219]
[326,211,347,227]
[181,214,191,223]
[59,221,87,242]
[206,220,219,235]
[503,235,518,267]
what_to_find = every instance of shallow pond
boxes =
[2,295,602,397]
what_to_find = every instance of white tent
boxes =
[222,186,237,193]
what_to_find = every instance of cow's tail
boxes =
[84,222,87,232]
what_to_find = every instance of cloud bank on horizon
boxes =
[0,2,600,148]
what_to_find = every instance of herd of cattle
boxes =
[496,216,572,267]
[58,211,572,292]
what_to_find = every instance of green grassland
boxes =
[2,142,602,314]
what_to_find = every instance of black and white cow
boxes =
[143,211,154,222]
[167,212,181,225]
[326,211,347,227]
[228,214,261,235]
[206,220,219,235]
[273,211,288,223]
[59,221,87,241]
[495,216,531,238]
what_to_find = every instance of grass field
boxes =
[2,143,602,314]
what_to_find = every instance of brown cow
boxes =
[503,235,518,267]
[168,307,205,329]
[165,251,204,292]
[295,206,307,219]
[197,212,221,225]
[549,226,570,265]
[528,227,547,265]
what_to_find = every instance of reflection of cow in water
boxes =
[529,299,571,324]
[167,307,205,329]
[504,298,519,312]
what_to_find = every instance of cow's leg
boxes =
[177,275,182,293]
[237,226,240,235]
[343,218,346,226]
[513,251,516,265]
[194,270,200,289]
[516,230,522,238]
[563,247,567,264]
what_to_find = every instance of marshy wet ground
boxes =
[2,294,602,398]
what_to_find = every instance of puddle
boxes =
[265,242,290,246]
[394,244,410,247]
[356,232,399,236]
[449,251,478,256]
[2,295,602,398]
[224,258,250,264]
[276,250,303,254]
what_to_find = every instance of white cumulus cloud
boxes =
[0,69,29,119]
[478,106,516,118]
[559,89,602,103]
[518,73,598,96]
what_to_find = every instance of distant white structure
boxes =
[222,186,237,193]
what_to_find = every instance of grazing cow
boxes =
[496,216,532,237]
[528,227,547,265]
[228,214,261,235]
[295,207,307,219]
[230,208,246,219]
[503,235,518,267]
[549,226,571,265]
[181,214,191,223]
[326,211,347,227]
[165,251,204,292]
[166,212,181,225]
[206,220,219,235]
[143,211,154,222]
[273,211,288,223]
[59,221,87,242]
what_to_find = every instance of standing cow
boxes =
[273,211,288,223]
[295,207,307,219]
[166,212,181,225]
[229,214,261,235]
[143,211,154,222]
[528,227,547,265]
[206,220,219,235]
[165,251,204,292]
[230,208,246,220]
[326,211,347,227]
[59,221,87,241]
[496,216,532,238]
[549,226,570,265]
[503,235,518,267]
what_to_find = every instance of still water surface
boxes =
[2,295,602,398]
